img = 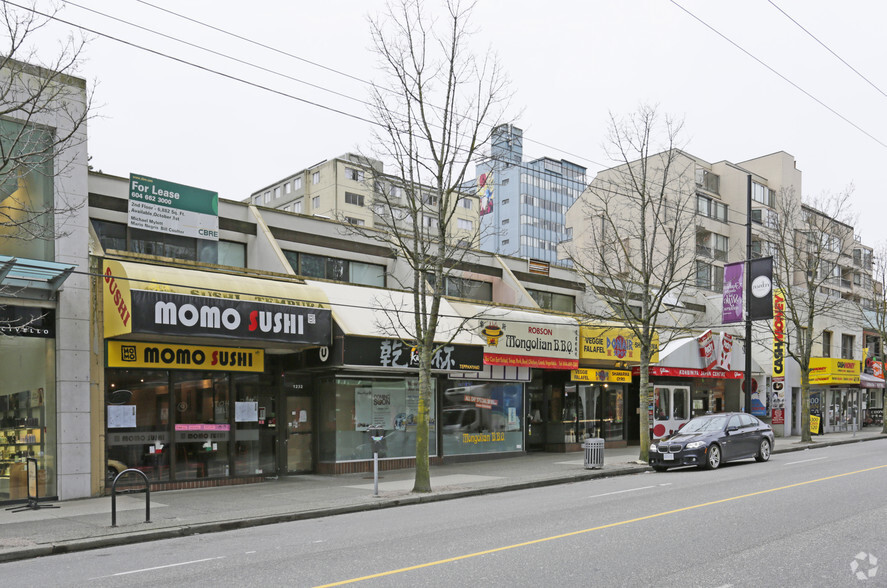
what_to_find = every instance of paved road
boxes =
[3,439,886,587]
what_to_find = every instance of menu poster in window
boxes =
[355,387,372,431]
[108,405,136,429]
[235,401,259,422]
[372,387,395,429]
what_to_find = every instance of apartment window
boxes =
[696,195,727,222]
[264,191,271,204]
[389,185,402,198]
[218,240,246,268]
[426,274,492,301]
[344,216,365,226]
[502,218,509,225]
[273,186,281,199]
[344,167,365,182]
[501,178,509,186]
[526,288,575,312]
[459,198,472,209]
[696,261,724,292]
[457,218,473,231]
[284,183,292,195]
[695,168,720,194]
[502,239,509,246]
[822,331,832,357]
[293,199,303,214]
[423,215,439,229]
[312,172,320,185]
[345,192,365,206]
[253,195,261,205]
[713,234,728,261]
[294,177,303,190]
[312,196,320,210]
[422,193,439,206]
[751,181,774,207]
[502,198,509,205]
[284,251,385,287]
[841,334,855,360]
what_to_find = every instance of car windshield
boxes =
[680,416,728,433]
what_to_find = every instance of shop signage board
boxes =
[477,316,578,369]
[772,289,786,412]
[107,341,265,372]
[631,366,745,379]
[808,357,861,385]
[0,306,55,337]
[343,336,483,372]
[103,260,332,345]
[128,173,219,240]
[570,368,631,383]
[579,326,658,363]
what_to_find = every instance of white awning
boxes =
[305,280,484,346]
[860,372,885,389]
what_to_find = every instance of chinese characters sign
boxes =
[343,336,483,371]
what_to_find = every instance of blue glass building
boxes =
[476,125,586,266]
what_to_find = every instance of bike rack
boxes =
[110,468,151,527]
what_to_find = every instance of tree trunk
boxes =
[412,344,433,493]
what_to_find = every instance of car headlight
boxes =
[685,441,706,450]
[649,444,658,453]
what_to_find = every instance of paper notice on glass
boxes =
[235,401,259,422]
[108,405,136,429]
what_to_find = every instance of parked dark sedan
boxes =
[649,412,774,471]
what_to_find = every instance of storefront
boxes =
[101,259,332,487]
[450,303,579,453]
[0,305,57,500]
[809,358,864,433]
[639,333,749,440]
[572,325,659,447]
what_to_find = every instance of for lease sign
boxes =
[128,173,219,240]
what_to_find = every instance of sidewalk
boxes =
[1,429,884,563]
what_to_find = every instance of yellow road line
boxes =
[315,464,887,587]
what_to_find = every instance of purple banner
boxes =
[722,262,744,323]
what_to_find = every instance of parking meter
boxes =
[368,427,385,454]
[367,427,385,497]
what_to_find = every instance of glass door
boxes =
[285,395,313,473]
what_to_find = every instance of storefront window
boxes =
[579,384,625,441]
[441,382,523,455]
[318,376,435,462]
[106,370,170,481]
[172,372,230,480]
[0,336,55,499]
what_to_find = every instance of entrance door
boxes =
[285,395,313,473]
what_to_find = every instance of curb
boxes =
[1,435,884,564]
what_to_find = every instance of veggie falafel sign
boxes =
[128,173,219,241]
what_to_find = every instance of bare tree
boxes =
[361,0,508,492]
[765,186,861,442]
[862,241,887,435]
[0,1,91,248]
[564,106,698,462]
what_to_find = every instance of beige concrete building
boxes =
[248,153,480,247]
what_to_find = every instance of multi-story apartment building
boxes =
[248,153,480,247]
[474,125,586,266]
[565,148,881,437]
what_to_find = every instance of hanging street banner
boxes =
[128,173,219,241]
[772,288,786,412]
[722,262,744,323]
[748,256,774,321]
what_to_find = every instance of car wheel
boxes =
[755,438,771,462]
[652,465,669,472]
[107,466,119,481]
[703,444,721,470]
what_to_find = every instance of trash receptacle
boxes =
[583,438,604,469]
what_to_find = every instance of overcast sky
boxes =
[34,0,887,245]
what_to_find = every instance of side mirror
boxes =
[726,425,739,433]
